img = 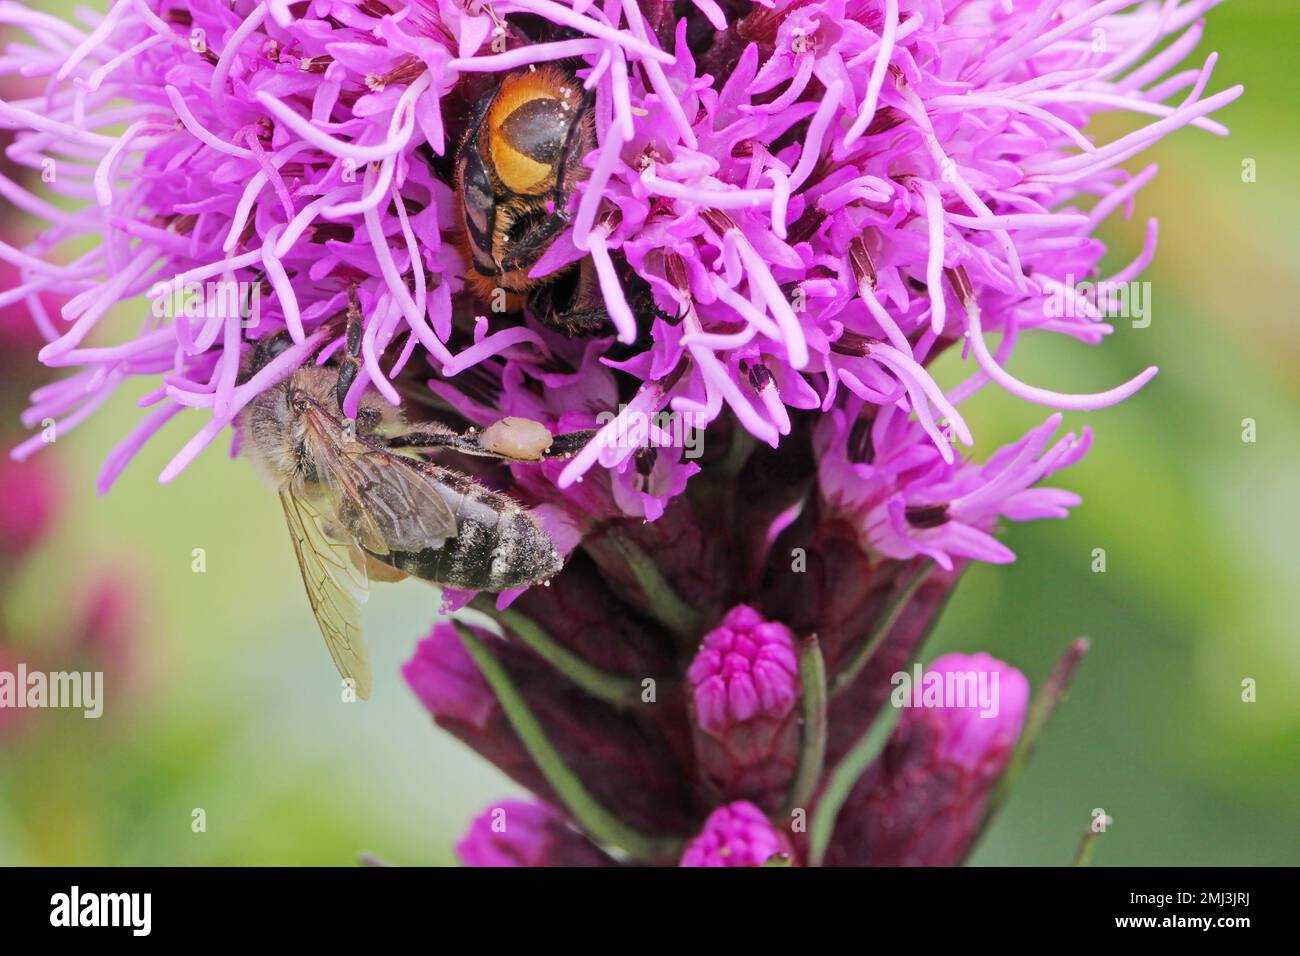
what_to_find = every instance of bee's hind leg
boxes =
[385,420,598,462]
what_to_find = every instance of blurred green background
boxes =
[1,0,1296,865]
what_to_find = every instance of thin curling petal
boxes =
[964,294,1159,411]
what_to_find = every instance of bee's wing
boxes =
[299,403,460,554]
[279,485,373,700]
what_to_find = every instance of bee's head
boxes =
[238,330,295,384]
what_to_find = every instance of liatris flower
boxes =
[2,1,1238,863]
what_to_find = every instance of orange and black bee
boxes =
[454,66,613,334]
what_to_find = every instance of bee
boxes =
[455,66,609,334]
[238,311,590,698]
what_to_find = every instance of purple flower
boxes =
[818,404,1092,568]
[679,800,792,867]
[0,1,1238,865]
[0,0,1240,535]
[457,799,613,867]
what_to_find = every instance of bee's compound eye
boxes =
[480,416,553,461]
[458,149,499,273]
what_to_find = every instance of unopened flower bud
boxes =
[825,652,1029,866]
[679,800,792,867]
[687,605,800,810]
[402,623,497,730]
[457,800,613,867]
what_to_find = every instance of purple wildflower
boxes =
[0,0,1240,517]
[0,1,1239,864]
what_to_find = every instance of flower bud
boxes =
[402,623,498,730]
[824,652,1029,866]
[679,800,792,867]
[687,605,800,810]
[456,800,613,867]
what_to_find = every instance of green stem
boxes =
[452,622,682,863]
[605,530,703,640]
[1072,825,1104,867]
[808,704,901,867]
[470,598,643,709]
[975,637,1091,845]
[779,636,827,820]
[828,561,933,698]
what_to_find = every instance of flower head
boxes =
[0,453,60,557]
[0,0,1240,554]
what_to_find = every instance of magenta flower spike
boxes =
[1,0,1239,864]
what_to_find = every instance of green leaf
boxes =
[471,598,644,708]
[780,636,827,820]
[808,704,900,866]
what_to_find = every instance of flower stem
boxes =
[808,703,901,866]
[780,636,827,820]
[829,560,933,698]
[452,621,683,863]
[975,637,1091,844]
[472,598,644,709]
[1072,825,1103,867]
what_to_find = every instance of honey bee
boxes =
[455,66,609,334]
[238,314,589,698]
